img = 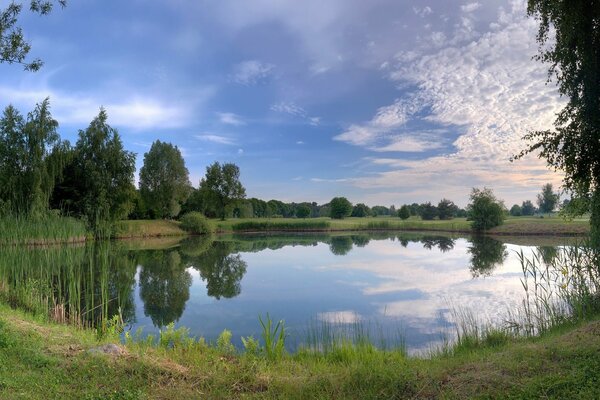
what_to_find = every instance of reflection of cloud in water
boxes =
[326,239,541,330]
[317,310,363,324]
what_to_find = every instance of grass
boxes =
[1,302,600,399]
[0,214,88,246]
[113,219,187,239]
[213,215,590,236]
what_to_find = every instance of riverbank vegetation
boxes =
[1,240,600,399]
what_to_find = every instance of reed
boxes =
[0,213,88,245]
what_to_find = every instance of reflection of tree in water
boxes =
[186,242,248,300]
[420,236,456,252]
[351,235,371,248]
[138,250,192,328]
[468,235,507,277]
[537,246,559,266]
[329,236,354,256]
[105,246,137,326]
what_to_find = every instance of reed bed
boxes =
[0,214,88,245]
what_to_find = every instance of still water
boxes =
[0,232,570,353]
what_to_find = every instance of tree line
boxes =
[0,99,570,237]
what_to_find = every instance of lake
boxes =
[0,232,573,354]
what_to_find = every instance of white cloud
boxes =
[194,134,236,145]
[413,6,433,18]
[334,97,423,146]
[271,101,307,117]
[0,87,201,130]
[217,112,245,126]
[335,1,565,205]
[370,136,444,153]
[231,60,275,85]
[237,148,244,154]
[461,2,481,13]
[271,102,322,126]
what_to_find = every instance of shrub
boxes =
[397,205,410,220]
[179,212,213,234]
[467,187,506,231]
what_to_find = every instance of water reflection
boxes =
[187,242,248,300]
[468,235,508,277]
[0,232,566,352]
[138,250,192,328]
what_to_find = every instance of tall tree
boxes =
[71,109,136,233]
[139,140,191,219]
[199,162,246,220]
[0,1,66,71]
[517,1,600,245]
[0,99,67,216]
[537,183,559,214]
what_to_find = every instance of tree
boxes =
[521,200,536,216]
[397,205,410,220]
[139,140,191,219]
[0,99,68,217]
[510,204,522,217]
[329,197,352,219]
[351,203,370,217]
[467,187,505,231]
[296,204,311,218]
[517,2,600,246]
[536,183,559,214]
[70,109,136,233]
[437,198,458,220]
[0,1,66,71]
[199,162,245,220]
[419,202,438,220]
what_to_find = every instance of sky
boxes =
[0,0,565,207]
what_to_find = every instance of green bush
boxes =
[179,212,213,234]
[467,188,506,231]
[330,197,352,219]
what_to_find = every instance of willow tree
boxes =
[517,1,600,246]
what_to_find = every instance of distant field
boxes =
[215,215,590,236]
[113,215,590,239]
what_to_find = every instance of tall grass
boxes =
[231,220,331,232]
[0,213,88,245]
[301,318,406,360]
[506,244,600,336]
[440,244,600,356]
[0,243,133,333]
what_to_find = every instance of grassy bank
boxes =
[1,303,599,399]
[213,215,590,236]
[112,219,187,239]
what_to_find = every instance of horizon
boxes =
[0,0,564,208]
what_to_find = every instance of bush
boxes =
[467,188,505,231]
[397,205,410,220]
[330,197,352,219]
[179,212,213,234]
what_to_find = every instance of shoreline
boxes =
[2,216,590,246]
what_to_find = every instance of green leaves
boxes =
[0,1,66,71]
[139,140,191,219]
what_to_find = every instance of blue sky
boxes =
[0,0,564,207]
